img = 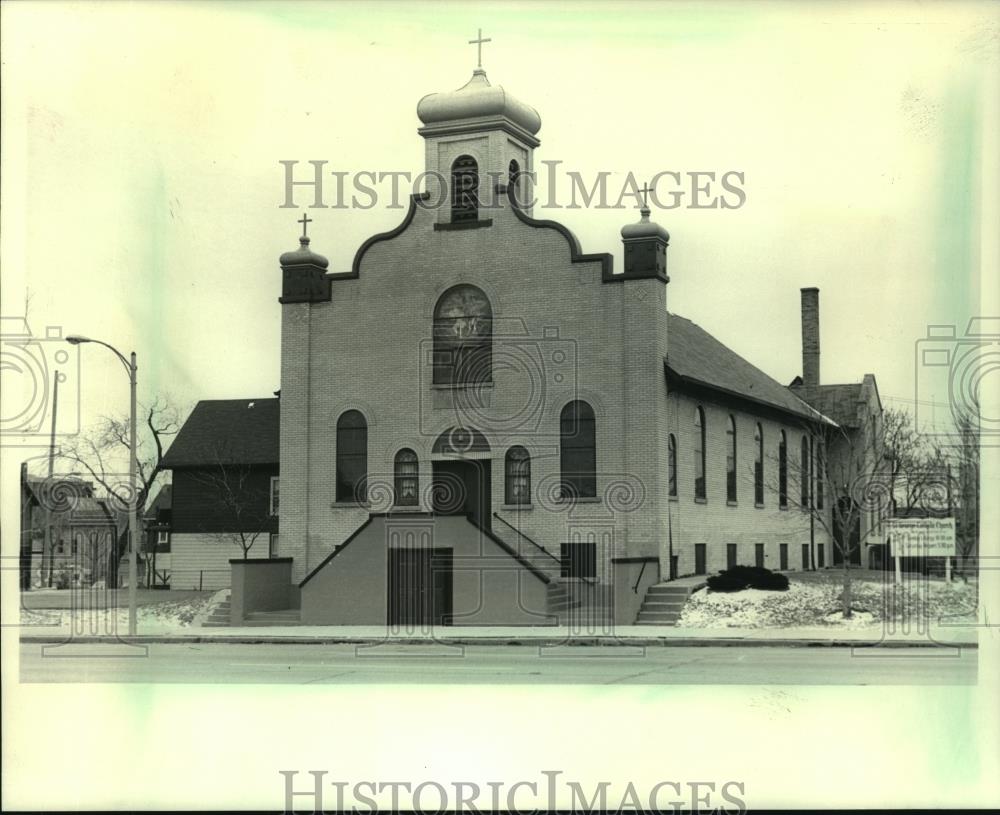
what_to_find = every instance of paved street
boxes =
[19,642,976,685]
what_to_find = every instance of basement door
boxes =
[387,548,453,627]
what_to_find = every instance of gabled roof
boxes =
[788,383,864,428]
[666,314,836,425]
[159,399,279,468]
[143,484,172,520]
[23,476,115,524]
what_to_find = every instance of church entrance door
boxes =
[431,459,491,530]
[387,547,453,627]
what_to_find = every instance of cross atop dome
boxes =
[468,27,491,70]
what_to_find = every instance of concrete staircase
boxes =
[635,582,702,626]
[201,597,231,628]
[242,609,301,626]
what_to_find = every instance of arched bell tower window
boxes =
[508,159,522,205]
[433,285,492,386]
[451,155,479,223]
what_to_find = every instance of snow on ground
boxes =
[679,576,979,629]
[19,594,218,634]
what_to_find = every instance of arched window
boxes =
[505,446,531,505]
[668,434,677,497]
[433,285,492,387]
[816,440,825,510]
[778,430,788,508]
[560,401,596,499]
[726,415,737,502]
[451,155,479,222]
[754,423,764,505]
[394,449,418,506]
[336,410,368,503]
[508,159,522,205]
[800,436,810,507]
[694,406,706,500]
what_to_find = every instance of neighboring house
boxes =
[157,400,279,590]
[19,464,119,589]
[142,484,173,588]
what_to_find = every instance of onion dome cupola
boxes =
[416,30,541,222]
[621,191,670,282]
[279,214,332,304]
[417,68,542,141]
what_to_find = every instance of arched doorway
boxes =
[431,427,491,529]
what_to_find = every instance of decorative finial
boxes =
[297,212,313,245]
[468,27,491,69]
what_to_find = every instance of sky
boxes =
[2,0,997,464]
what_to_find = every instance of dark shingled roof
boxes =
[666,314,835,425]
[159,399,279,467]
[788,383,864,428]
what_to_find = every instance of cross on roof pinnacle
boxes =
[468,28,491,69]
[298,213,313,240]
[637,182,655,210]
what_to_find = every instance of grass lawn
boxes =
[679,568,980,629]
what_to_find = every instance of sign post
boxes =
[887,518,956,583]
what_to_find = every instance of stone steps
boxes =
[634,581,704,626]
[202,599,231,628]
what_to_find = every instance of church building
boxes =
[165,53,884,627]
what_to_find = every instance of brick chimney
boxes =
[800,287,820,386]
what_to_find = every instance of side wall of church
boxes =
[666,390,834,577]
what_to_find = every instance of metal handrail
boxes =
[492,512,560,565]
[632,560,647,594]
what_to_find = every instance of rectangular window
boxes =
[560,543,596,579]
[726,543,738,570]
[156,531,170,551]
[754,543,765,568]
[269,476,280,516]
[694,543,707,576]
[269,533,279,558]
[818,544,826,569]
[802,543,810,570]
[780,543,789,570]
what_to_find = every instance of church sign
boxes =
[887,517,956,557]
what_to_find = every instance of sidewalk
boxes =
[15,621,982,648]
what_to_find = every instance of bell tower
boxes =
[416,31,541,224]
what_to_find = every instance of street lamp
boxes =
[66,335,139,637]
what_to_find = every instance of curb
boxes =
[16,634,977,649]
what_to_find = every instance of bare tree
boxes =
[953,404,980,577]
[765,411,909,618]
[55,396,182,580]
[192,446,273,560]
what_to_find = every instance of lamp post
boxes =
[66,335,138,637]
